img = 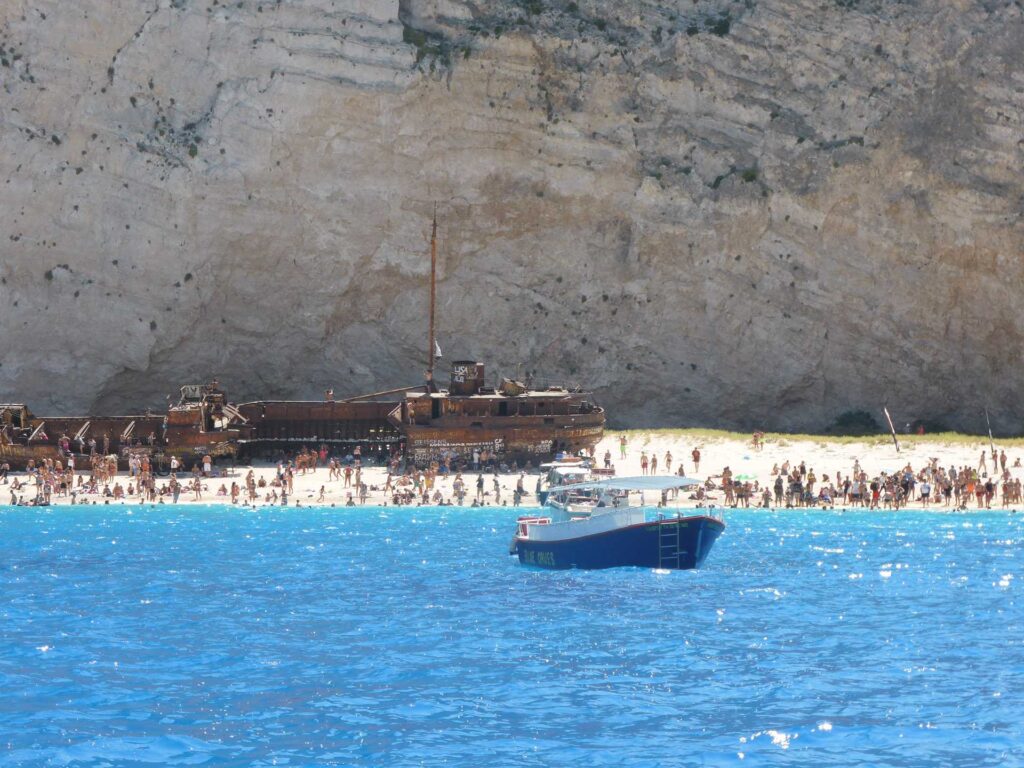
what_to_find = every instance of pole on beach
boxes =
[883,407,900,453]
[427,203,438,387]
[985,409,996,456]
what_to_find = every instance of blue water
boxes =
[0,505,1021,767]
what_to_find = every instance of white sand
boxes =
[2,431,1017,510]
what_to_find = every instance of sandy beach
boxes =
[3,430,1021,511]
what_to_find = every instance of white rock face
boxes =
[1,0,1022,431]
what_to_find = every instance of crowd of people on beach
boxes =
[705,455,1024,511]
[621,436,1024,512]
[0,440,542,508]
[4,432,1024,511]
[3,449,221,507]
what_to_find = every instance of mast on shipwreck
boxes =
[426,205,439,392]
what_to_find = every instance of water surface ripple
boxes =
[1,506,1021,766]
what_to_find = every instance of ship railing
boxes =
[705,506,725,523]
[656,505,725,523]
[220,403,249,425]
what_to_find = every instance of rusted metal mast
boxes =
[427,204,438,386]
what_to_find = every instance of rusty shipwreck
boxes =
[1,212,604,469]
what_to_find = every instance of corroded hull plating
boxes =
[514,515,725,571]
[235,400,400,450]
[0,443,60,467]
[402,413,605,463]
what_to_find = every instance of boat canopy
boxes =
[539,459,588,468]
[552,476,701,492]
[551,466,589,476]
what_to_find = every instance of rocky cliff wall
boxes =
[1,0,1022,431]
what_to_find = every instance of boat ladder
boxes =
[658,516,682,570]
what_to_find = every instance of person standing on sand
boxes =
[665,451,672,474]
[476,474,484,502]
[691,448,701,474]
[722,467,734,506]
[640,452,649,475]
[619,435,627,460]
[979,451,987,473]
[650,454,658,475]
[1000,450,1007,472]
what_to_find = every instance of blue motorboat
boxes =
[510,476,724,571]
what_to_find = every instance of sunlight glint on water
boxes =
[0,505,1021,766]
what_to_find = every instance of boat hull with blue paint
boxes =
[513,512,724,571]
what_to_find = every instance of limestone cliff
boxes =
[1,0,1022,431]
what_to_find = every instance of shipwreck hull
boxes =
[0,443,61,469]
[233,400,401,459]
[403,416,605,464]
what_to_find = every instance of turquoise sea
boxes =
[0,504,1021,767]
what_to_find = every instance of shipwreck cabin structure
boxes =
[392,362,605,465]
[1,403,61,467]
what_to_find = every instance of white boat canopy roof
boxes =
[551,466,590,475]
[552,476,701,492]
